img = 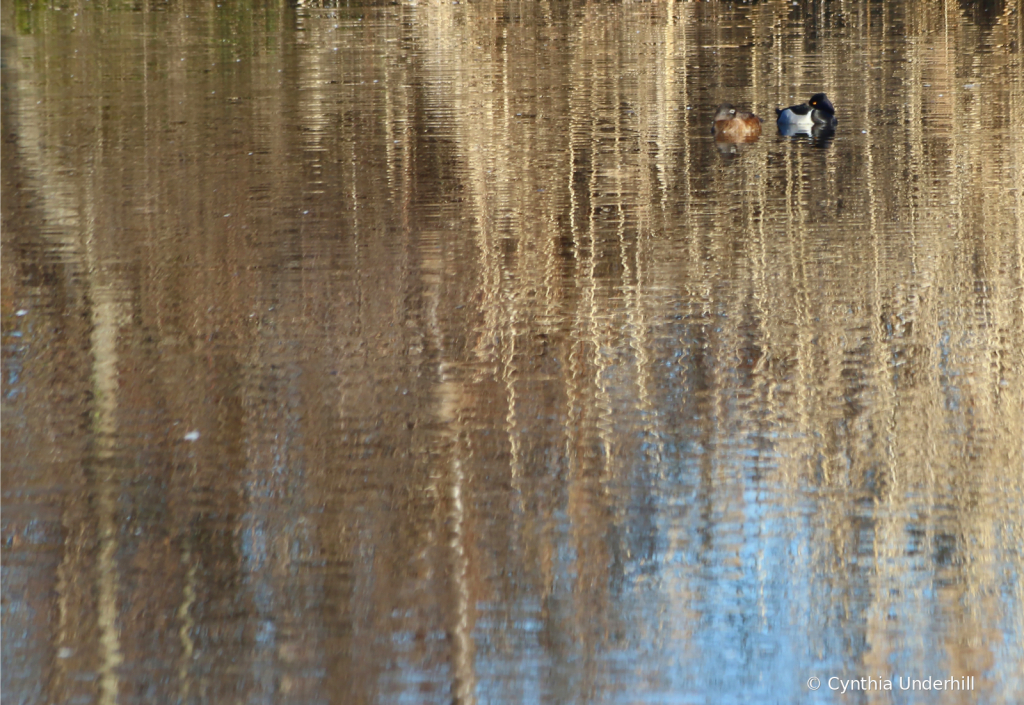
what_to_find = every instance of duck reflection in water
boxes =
[777,121,837,148]
[715,139,754,158]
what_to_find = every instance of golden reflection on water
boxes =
[2,0,1023,703]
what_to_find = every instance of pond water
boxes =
[2,1,1022,703]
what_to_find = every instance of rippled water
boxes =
[3,1,1023,703]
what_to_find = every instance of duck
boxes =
[775,93,837,129]
[712,103,762,141]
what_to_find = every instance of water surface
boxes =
[3,1,1023,703]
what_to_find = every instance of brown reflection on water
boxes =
[3,0,1023,703]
